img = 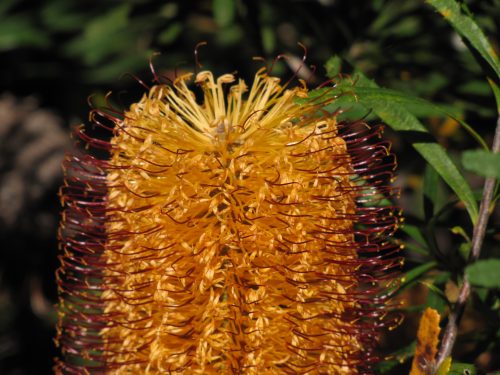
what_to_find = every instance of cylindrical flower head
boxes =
[55,67,401,374]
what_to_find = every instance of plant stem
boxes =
[435,115,500,370]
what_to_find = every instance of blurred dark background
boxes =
[0,0,498,374]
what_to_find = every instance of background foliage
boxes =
[0,0,498,374]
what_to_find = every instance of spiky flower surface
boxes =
[56,68,401,374]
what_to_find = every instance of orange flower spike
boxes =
[55,67,402,374]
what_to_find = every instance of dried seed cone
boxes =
[55,68,401,374]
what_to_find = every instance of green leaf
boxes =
[459,80,492,96]
[424,272,450,314]
[0,16,50,51]
[84,53,149,83]
[307,78,480,223]
[158,23,182,45]
[398,261,438,293]
[488,78,500,113]
[41,0,87,32]
[216,24,243,46]
[261,26,275,54]
[436,357,452,375]
[336,84,486,148]
[325,55,342,78]
[414,143,478,223]
[462,149,500,179]
[64,4,132,66]
[402,224,427,247]
[213,0,235,28]
[466,259,500,288]
[426,0,500,79]
[426,286,447,313]
[448,362,477,375]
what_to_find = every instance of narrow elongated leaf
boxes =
[426,0,500,79]
[402,224,427,247]
[436,357,452,375]
[488,78,500,113]
[466,259,500,288]
[330,85,487,148]
[308,82,479,222]
[399,261,438,293]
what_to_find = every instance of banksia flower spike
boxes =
[56,64,402,374]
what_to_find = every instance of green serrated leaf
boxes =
[426,0,500,79]
[462,149,500,179]
[213,0,235,28]
[466,259,500,288]
[307,80,480,223]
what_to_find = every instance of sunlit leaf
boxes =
[436,357,452,375]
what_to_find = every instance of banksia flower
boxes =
[56,65,401,374]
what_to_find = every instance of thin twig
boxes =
[435,115,500,370]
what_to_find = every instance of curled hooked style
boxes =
[55,65,402,374]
